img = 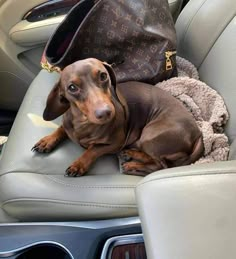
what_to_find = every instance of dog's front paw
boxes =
[32,136,58,153]
[65,161,87,177]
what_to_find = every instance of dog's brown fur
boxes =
[32,58,204,176]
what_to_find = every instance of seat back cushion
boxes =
[176,0,236,142]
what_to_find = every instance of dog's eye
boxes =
[100,72,107,81]
[68,84,79,93]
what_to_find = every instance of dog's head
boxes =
[43,58,117,124]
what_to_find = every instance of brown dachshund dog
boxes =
[32,58,204,176]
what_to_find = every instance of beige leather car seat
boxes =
[136,0,236,258]
[0,0,235,225]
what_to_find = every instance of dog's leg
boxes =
[65,143,121,177]
[120,149,154,163]
[65,148,95,177]
[32,126,67,153]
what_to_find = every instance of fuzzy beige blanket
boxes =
[155,57,229,163]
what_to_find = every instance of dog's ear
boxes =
[43,81,69,121]
[102,61,127,111]
[102,62,116,87]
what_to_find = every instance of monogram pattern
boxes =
[45,0,177,84]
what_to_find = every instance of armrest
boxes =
[136,161,236,259]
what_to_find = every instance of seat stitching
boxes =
[181,0,208,47]
[137,169,236,187]
[2,199,137,209]
[45,175,137,188]
[0,171,140,188]
[199,14,236,68]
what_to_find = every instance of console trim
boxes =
[0,240,74,258]
[0,216,140,229]
[100,233,144,259]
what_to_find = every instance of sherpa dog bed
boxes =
[155,57,229,164]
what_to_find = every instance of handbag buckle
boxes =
[165,51,177,71]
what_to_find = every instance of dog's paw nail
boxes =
[65,168,79,177]
[66,162,86,177]
[121,163,126,170]
[65,169,71,176]
[31,146,38,152]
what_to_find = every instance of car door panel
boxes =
[0,0,48,112]
[0,0,47,33]
[9,16,65,47]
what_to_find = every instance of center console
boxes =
[0,217,146,259]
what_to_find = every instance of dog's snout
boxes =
[95,106,112,120]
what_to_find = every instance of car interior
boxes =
[0,0,236,258]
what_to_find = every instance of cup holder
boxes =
[0,241,74,259]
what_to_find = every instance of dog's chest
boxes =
[79,125,112,148]
[64,117,113,148]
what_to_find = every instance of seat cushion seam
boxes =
[199,14,236,68]
[137,169,236,187]
[45,175,137,188]
[2,199,137,209]
[0,171,57,176]
[181,0,208,47]
[0,173,137,188]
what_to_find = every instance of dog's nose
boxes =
[95,106,112,120]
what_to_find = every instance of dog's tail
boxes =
[165,136,204,167]
[183,136,204,165]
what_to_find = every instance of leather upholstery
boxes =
[136,161,236,259]
[229,139,236,160]
[176,0,236,142]
[137,0,236,258]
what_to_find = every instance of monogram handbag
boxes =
[41,0,177,84]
